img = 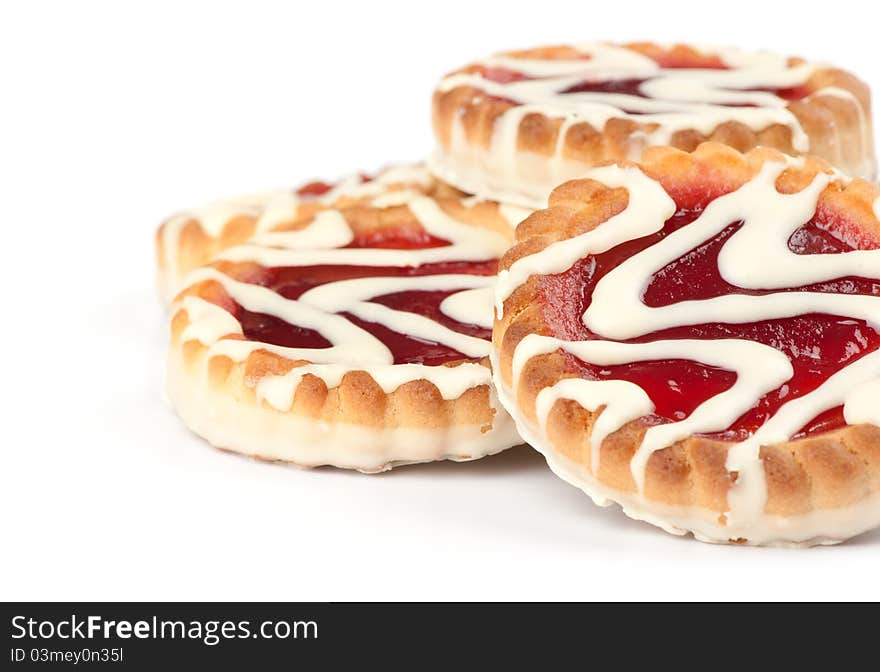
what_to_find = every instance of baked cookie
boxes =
[432,43,875,208]
[493,142,880,545]
[156,164,461,303]
[168,190,522,472]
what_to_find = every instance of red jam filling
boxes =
[561,78,808,108]
[231,229,497,366]
[753,86,811,102]
[539,206,880,440]
[478,66,529,84]
[296,181,334,197]
[561,78,651,97]
[296,174,372,198]
[477,66,809,110]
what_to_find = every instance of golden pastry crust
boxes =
[494,142,880,544]
[155,165,462,304]
[169,194,520,472]
[432,42,875,207]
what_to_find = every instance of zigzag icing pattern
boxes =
[176,194,512,417]
[432,44,874,207]
[498,158,880,537]
[159,165,433,300]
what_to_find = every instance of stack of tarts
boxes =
[159,42,880,546]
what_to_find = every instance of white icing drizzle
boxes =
[535,376,652,475]
[432,43,876,207]
[844,378,880,427]
[495,165,676,317]
[179,295,243,345]
[725,349,880,524]
[298,274,494,359]
[517,335,792,488]
[583,163,880,341]
[249,209,354,249]
[217,196,509,268]
[439,54,811,148]
[169,344,519,473]
[500,156,880,534]
[184,266,391,365]
[158,164,432,301]
[176,194,510,414]
[440,287,495,329]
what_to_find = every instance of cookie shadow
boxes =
[377,443,546,478]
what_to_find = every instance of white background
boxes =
[3,0,880,601]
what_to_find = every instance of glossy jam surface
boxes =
[540,205,880,440]
[232,228,497,366]
[561,78,650,97]
[296,181,334,197]
[561,78,808,107]
[479,66,528,84]
[476,66,809,106]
